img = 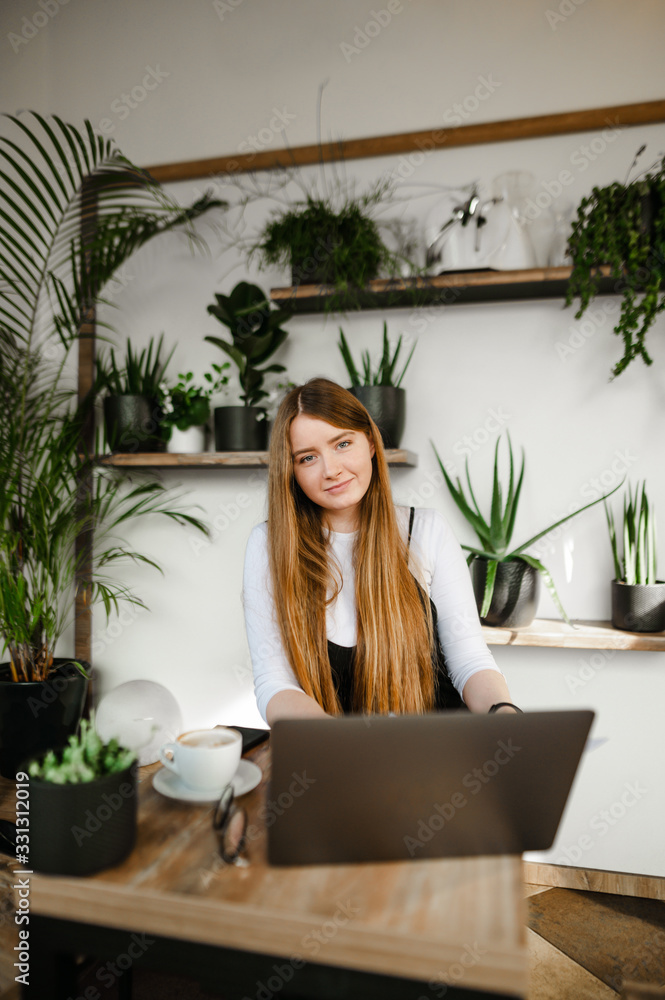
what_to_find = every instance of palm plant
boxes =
[433,434,622,624]
[606,481,658,585]
[0,112,222,682]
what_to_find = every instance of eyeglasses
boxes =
[213,784,248,866]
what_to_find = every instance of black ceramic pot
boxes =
[0,659,89,779]
[103,394,166,453]
[611,579,665,633]
[214,406,268,451]
[24,761,137,875]
[472,558,539,628]
[349,386,406,449]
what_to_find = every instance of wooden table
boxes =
[9,744,527,999]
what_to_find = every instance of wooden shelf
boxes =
[270,266,618,313]
[482,618,665,651]
[98,448,418,469]
[144,100,665,183]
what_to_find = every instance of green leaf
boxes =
[338,328,361,386]
[479,557,498,619]
[431,443,493,548]
[518,553,573,627]
[511,478,624,557]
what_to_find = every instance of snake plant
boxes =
[606,482,658,585]
[433,433,622,624]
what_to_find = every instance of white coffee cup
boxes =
[159,727,242,792]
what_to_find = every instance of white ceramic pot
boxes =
[166,425,207,453]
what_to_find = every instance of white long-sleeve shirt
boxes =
[242,505,503,723]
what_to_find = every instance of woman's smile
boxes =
[325,478,353,494]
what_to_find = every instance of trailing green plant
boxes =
[159,363,230,434]
[565,146,665,378]
[205,280,292,409]
[432,433,623,624]
[95,334,175,398]
[0,112,219,682]
[605,481,658,585]
[27,717,135,784]
[338,322,416,387]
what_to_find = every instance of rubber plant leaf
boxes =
[203,337,246,375]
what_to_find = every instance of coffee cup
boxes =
[159,727,242,792]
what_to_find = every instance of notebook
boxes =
[267,709,593,865]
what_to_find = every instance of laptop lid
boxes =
[267,709,594,866]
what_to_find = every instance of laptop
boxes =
[267,709,593,866]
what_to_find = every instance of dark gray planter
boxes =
[611,579,665,633]
[471,558,539,628]
[0,659,89,779]
[214,406,268,451]
[24,761,137,875]
[103,394,166,453]
[349,386,406,449]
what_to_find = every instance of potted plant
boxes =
[219,86,410,306]
[565,146,665,379]
[159,363,230,453]
[0,112,217,777]
[96,334,174,453]
[249,186,398,292]
[205,281,292,451]
[338,322,416,448]
[606,481,665,632]
[433,434,622,627]
[23,718,138,875]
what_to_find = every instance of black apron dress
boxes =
[327,507,467,713]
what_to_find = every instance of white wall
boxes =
[2,0,665,880]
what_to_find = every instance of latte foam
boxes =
[179,729,236,749]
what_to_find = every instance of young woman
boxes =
[243,378,520,724]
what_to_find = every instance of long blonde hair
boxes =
[268,377,435,715]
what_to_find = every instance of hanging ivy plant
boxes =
[565,147,665,378]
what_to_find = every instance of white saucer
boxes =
[153,759,262,803]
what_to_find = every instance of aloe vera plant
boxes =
[433,434,623,624]
[338,323,416,387]
[606,482,658,585]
